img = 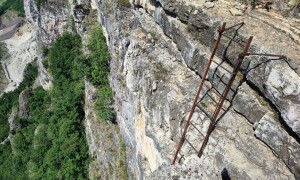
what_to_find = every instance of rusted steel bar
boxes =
[205,93,227,112]
[178,151,185,160]
[212,60,234,74]
[211,86,223,98]
[172,23,226,165]
[206,92,219,104]
[246,53,286,58]
[197,36,253,158]
[223,22,244,32]
[185,138,198,153]
[202,79,226,98]
[196,105,212,120]
[178,152,185,163]
[203,84,226,102]
[190,122,204,137]
[212,74,239,93]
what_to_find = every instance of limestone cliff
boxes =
[18,0,300,179]
[92,0,300,179]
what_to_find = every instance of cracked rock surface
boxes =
[21,0,300,178]
[94,0,300,179]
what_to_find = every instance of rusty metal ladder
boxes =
[172,22,254,164]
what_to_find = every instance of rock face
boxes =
[94,0,300,179]
[18,89,30,119]
[247,60,300,138]
[24,0,69,89]
[84,81,128,180]
[22,0,300,179]
[204,2,214,9]
[0,107,19,154]
[24,0,69,46]
[229,8,243,16]
[0,64,9,94]
[24,0,92,90]
[1,23,37,93]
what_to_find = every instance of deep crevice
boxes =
[245,80,300,144]
[253,131,295,178]
[134,4,143,9]
[164,9,177,18]
[151,0,177,18]
[244,56,297,75]
[149,0,160,8]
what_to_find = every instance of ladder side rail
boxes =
[197,36,253,158]
[172,23,227,164]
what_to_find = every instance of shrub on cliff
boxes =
[0,0,25,17]
[87,25,115,122]
[117,0,131,9]
[0,63,37,142]
[0,42,8,60]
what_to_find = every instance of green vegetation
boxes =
[195,36,207,46]
[0,23,120,179]
[87,25,114,122]
[104,0,114,14]
[0,63,38,179]
[0,0,25,16]
[154,61,169,81]
[0,33,90,179]
[35,0,44,10]
[82,9,98,30]
[118,142,128,179]
[117,0,131,9]
[236,72,244,79]
[185,24,208,46]
[200,102,208,108]
[42,46,49,56]
[186,23,194,33]
[0,42,8,60]
[44,32,90,178]
[86,25,127,178]
[150,32,158,41]
[0,63,38,142]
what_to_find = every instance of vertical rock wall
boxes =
[23,0,300,178]
[94,0,300,179]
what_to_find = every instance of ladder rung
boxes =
[214,73,228,85]
[211,86,223,98]
[190,122,204,137]
[178,151,185,160]
[203,83,223,98]
[211,74,237,93]
[216,74,233,88]
[222,34,245,47]
[196,105,212,120]
[206,92,218,104]
[212,60,233,74]
[205,93,227,112]
[178,151,185,163]
[184,138,198,153]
